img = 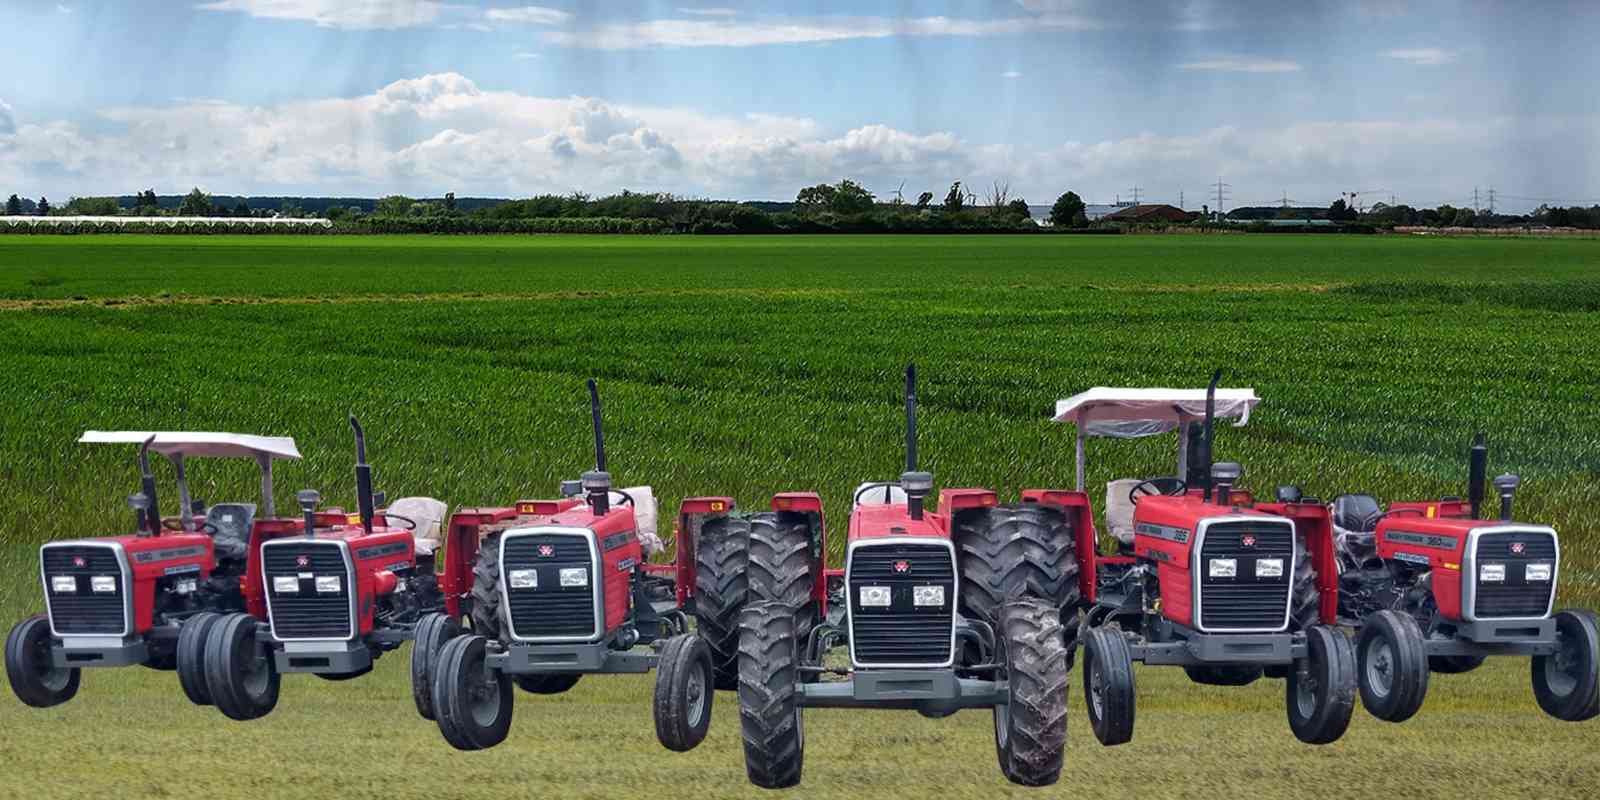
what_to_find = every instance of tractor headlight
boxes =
[509,569,538,589]
[1525,563,1552,582]
[1479,563,1505,583]
[559,567,588,588]
[912,585,945,607]
[50,575,76,593]
[314,575,342,594]
[272,575,300,593]
[91,575,117,594]
[1255,558,1284,578]
[1208,558,1237,579]
[859,585,892,607]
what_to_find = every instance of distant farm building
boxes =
[1100,204,1197,223]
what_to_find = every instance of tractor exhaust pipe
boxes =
[1200,369,1221,502]
[1494,473,1520,521]
[900,363,933,521]
[1468,433,1488,519]
[583,379,612,516]
[350,415,374,534]
[135,435,161,535]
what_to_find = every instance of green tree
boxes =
[795,182,837,212]
[233,201,251,217]
[177,187,212,216]
[1050,191,1086,227]
[65,196,120,215]
[36,196,51,215]
[1006,198,1031,219]
[1452,208,1476,227]
[829,179,874,215]
[325,205,349,222]
[135,189,159,212]
[1434,205,1457,227]
[279,200,305,218]
[4,194,20,215]
[375,195,415,217]
[444,192,457,213]
[943,181,965,211]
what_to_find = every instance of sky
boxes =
[1,1,1598,212]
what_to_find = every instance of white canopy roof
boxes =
[78,431,301,461]
[1051,387,1260,439]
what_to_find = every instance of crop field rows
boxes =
[2,234,1598,798]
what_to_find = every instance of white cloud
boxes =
[5,73,1596,211]
[1002,70,1023,79]
[197,0,454,30]
[544,14,1097,50]
[56,3,71,13]
[484,6,571,25]
[513,51,541,60]
[1179,57,1301,73]
[1382,48,1456,66]
[677,7,737,16]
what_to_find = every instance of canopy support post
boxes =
[170,454,194,531]
[1176,419,1190,479]
[1075,425,1087,492]
[258,454,276,519]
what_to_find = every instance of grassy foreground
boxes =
[2,234,1598,798]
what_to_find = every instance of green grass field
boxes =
[2,234,1598,798]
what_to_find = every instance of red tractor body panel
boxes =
[544,504,641,635]
[1373,516,1493,622]
[847,503,950,543]
[1020,489,1100,604]
[242,513,358,618]
[1255,501,1339,625]
[1132,496,1292,631]
[113,533,215,633]
[671,496,736,610]
[771,493,829,614]
[438,501,582,618]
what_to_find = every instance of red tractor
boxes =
[1331,434,1598,723]
[1052,373,1356,748]
[737,365,1085,788]
[198,416,447,721]
[6,431,302,709]
[420,380,742,753]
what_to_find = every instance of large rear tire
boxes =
[177,612,220,706]
[654,633,715,752]
[1287,625,1356,744]
[737,602,804,789]
[1082,626,1135,746]
[694,515,750,691]
[1356,610,1430,723]
[745,512,819,661]
[468,533,508,639]
[993,599,1068,787]
[1532,609,1600,722]
[432,634,513,751]
[4,614,79,708]
[956,505,1080,625]
[1290,535,1321,631]
[203,613,280,722]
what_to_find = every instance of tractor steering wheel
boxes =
[163,518,220,535]
[1129,477,1187,506]
[853,482,900,506]
[380,513,417,531]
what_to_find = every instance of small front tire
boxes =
[4,614,79,708]
[654,633,715,752]
[1533,609,1600,722]
[1287,625,1356,744]
[1082,627,1135,746]
[203,613,280,721]
[1356,610,1429,723]
[411,612,461,721]
[177,612,221,706]
[432,635,512,751]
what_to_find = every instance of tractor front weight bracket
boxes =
[796,671,1006,711]
[487,642,658,675]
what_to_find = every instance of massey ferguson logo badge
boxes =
[538,545,556,558]
[73,556,87,567]
[1511,542,1525,555]
[296,555,311,567]
[1241,535,1257,548]
[893,560,911,574]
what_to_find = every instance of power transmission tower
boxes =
[1179,190,1185,210]
[1487,187,1496,215]
[1214,177,1231,217]
[1126,186,1143,205]
[1473,186,1479,214]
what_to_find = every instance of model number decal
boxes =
[134,545,206,563]
[1393,551,1430,566]
[163,563,202,575]
[616,557,638,571]
[1387,532,1458,550]
[602,532,634,551]
[355,542,409,560]
[1136,523,1190,544]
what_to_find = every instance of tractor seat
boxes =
[1105,478,1143,546]
[205,503,256,561]
[1332,494,1382,534]
[852,482,908,510]
[385,497,448,557]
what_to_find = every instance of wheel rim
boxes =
[239,635,270,697]
[30,628,70,692]
[1544,636,1582,697]
[1089,660,1106,720]
[1365,639,1394,699]
[1295,668,1319,718]
[468,659,502,729]
[686,661,708,729]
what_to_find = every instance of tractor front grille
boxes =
[263,541,354,639]
[847,542,956,667]
[41,544,128,635]
[502,533,598,641]
[1471,531,1557,619]
[1196,520,1295,632]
